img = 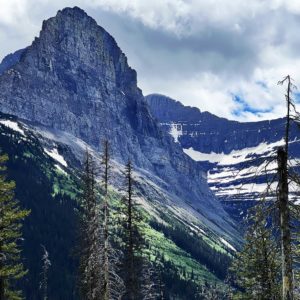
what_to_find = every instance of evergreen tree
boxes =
[230,204,281,300]
[78,151,102,299]
[100,140,124,300]
[0,154,30,300]
[121,160,142,299]
[121,161,158,300]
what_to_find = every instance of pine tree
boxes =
[121,161,158,300]
[78,150,102,300]
[0,154,30,300]
[121,160,141,299]
[276,75,300,299]
[230,204,281,300]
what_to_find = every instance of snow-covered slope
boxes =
[145,94,300,216]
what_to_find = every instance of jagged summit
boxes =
[0,6,149,151]
[59,6,88,16]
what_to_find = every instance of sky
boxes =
[1,0,300,121]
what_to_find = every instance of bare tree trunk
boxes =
[103,140,110,300]
[79,151,103,299]
[159,270,164,300]
[40,245,51,300]
[126,161,135,299]
[277,75,295,300]
[278,147,293,300]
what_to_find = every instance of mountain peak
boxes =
[60,6,87,16]
[44,6,92,27]
[39,6,109,53]
[0,8,238,243]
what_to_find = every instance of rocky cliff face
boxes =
[145,94,300,216]
[0,49,25,76]
[0,7,238,241]
[146,94,300,154]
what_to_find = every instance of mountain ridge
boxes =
[145,93,300,216]
[145,93,298,154]
[0,7,239,251]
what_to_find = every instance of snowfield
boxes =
[184,139,300,201]
[44,148,68,167]
[0,119,25,136]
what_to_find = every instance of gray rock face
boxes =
[145,94,300,154]
[0,48,25,75]
[0,7,238,240]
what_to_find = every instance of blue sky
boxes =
[1,0,300,121]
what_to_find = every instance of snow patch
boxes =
[169,123,182,143]
[183,148,224,163]
[220,237,236,251]
[184,139,285,165]
[0,120,25,136]
[44,148,68,167]
[55,164,68,176]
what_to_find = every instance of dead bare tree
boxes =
[141,261,160,300]
[39,245,51,300]
[231,76,300,300]
[277,75,297,300]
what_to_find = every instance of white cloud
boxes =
[0,0,300,121]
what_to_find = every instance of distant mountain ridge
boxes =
[145,93,300,211]
[145,93,300,154]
